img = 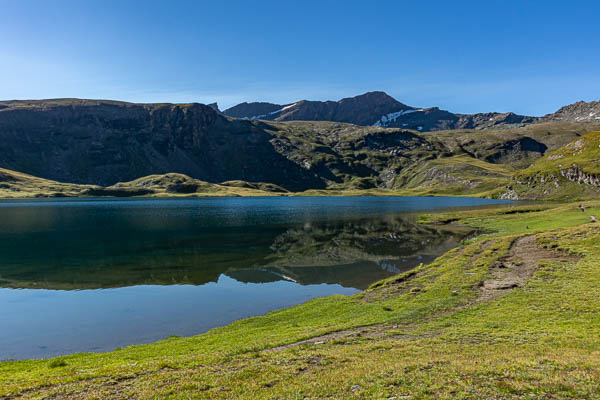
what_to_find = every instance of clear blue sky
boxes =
[2,0,599,116]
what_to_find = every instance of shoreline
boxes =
[2,201,599,398]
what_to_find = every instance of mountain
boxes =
[543,100,600,122]
[373,108,537,131]
[224,91,413,126]
[224,102,283,119]
[0,98,323,191]
[2,97,600,199]
[223,91,537,131]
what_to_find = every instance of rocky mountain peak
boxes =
[544,100,600,122]
[222,91,411,126]
[220,91,543,131]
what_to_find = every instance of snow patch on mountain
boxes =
[249,102,299,119]
[250,109,283,119]
[281,102,298,112]
[372,109,421,127]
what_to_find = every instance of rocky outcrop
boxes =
[544,100,600,122]
[501,165,600,200]
[559,165,600,186]
[500,186,520,200]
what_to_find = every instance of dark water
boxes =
[0,196,511,360]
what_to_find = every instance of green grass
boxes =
[0,166,508,199]
[2,201,600,398]
[524,132,600,175]
[419,202,596,237]
[509,131,600,200]
[0,169,289,199]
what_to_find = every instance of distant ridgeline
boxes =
[0,94,599,199]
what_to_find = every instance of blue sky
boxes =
[1,0,599,115]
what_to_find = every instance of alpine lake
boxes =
[0,196,512,360]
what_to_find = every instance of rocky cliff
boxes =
[0,99,323,190]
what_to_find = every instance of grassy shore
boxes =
[2,202,600,398]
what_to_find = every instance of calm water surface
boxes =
[0,196,511,360]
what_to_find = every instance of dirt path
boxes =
[479,235,579,302]
[268,234,579,353]
[264,324,388,353]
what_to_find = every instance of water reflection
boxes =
[0,196,509,359]
[0,211,470,290]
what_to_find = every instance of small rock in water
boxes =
[350,384,362,392]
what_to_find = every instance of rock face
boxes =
[223,91,537,131]
[559,166,600,186]
[0,99,324,190]
[544,100,600,122]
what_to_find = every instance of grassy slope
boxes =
[2,202,600,398]
[0,168,95,198]
[509,131,600,200]
[392,154,514,197]
[0,166,509,199]
[0,169,287,199]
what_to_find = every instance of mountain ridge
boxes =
[223,91,600,131]
[543,100,600,122]
[222,91,540,131]
[2,96,600,199]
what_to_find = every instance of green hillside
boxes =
[0,169,287,198]
[506,131,600,200]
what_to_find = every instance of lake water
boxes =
[0,196,511,360]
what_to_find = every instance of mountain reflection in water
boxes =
[0,196,510,359]
[0,210,470,290]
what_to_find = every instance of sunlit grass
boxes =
[2,201,600,398]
